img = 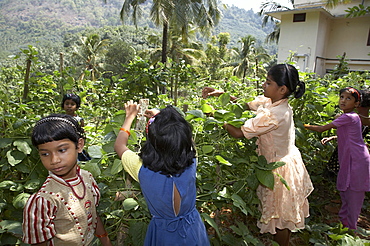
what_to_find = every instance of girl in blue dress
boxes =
[114,100,210,246]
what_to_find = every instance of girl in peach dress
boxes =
[202,64,314,246]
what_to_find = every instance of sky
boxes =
[221,0,293,13]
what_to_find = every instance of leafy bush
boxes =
[1,47,369,245]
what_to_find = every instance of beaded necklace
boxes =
[64,167,86,199]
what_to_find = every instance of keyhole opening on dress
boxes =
[173,183,181,216]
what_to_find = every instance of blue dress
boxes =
[139,159,210,246]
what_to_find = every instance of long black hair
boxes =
[268,64,305,99]
[32,113,84,147]
[139,106,196,176]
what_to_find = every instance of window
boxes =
[367,29,370,46]
[293,13,306,22]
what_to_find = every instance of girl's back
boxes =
[139,160,209,245]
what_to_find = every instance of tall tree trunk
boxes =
[161,23,168,64]
[22,59,31,102]
[59,52,64,76]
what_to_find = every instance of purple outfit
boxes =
[333,112,370,192]
[332,112,370,229]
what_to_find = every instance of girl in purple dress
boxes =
[305,87,370,230]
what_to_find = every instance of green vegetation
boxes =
[0,0,275,60]
[1,43,369,245]
[0,0,370,245]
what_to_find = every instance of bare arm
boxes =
[321,136,337,145]
[202,87,239,102]
[357,106,370,126]
[304,123,336,133]
[114,101,140,158]
[95,216,112,246]
[224,123,244,138]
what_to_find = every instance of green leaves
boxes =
[123,198,139,210]
[6,150,25,166]
[0,220,22,236]
[12,193,30,209]
[254,155,286,190]
[111,159,124,175]
[215,155,232,166]
[13,140,32,155]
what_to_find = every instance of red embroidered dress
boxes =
[22,168,100,245]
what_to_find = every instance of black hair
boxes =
[139,106,196,176]
[339,87,362,103]
[32,113,84,147]
[61,94,81,109]
[267,64,305,98]
[360,89,370,107]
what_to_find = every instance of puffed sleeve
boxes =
[121,150,142,182]
[241,106,278,139]
[22,194,57,244]
[247,96,271,111]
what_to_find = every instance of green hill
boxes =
[0,0,276,58]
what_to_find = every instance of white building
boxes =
[268,0,370,76]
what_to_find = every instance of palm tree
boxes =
[72,34,110,81]
[233,35,270,83]
[116,0,221,64]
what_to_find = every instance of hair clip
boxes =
[346,87,361,101]
[35,117,79,134]
[146,116,156,134]
[145,112,160,134]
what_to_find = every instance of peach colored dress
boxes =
[241,96,314,234]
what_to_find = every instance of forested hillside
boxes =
[0,0,276,59]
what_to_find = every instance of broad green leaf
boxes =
[111,159,123,175]
[231,104,243,118]
[0,181,23,191]
[6,150,26,166]
[88,145,102,159]
[219,92,230,106]
[201,104,213,114]
[13,193,30,209]
[214,110,234,121]
[123,198,138,210]
[256,169,274,190]
[231,193,249,216]
[215,155,232,166]
[102,140,115,154]
[201,145,213,154]
[24,179,43,190]
[128,221,147,246]
[201,213,221,238]
[258,155,268,166]
[81,161,101,177]
[13,140,32,155]
[0,138,13,148]
[186,110,204,119]
[0,220,23,235]
[218,186,230,198]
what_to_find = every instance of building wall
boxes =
[277,11,323,72]
[326,15,370,63]
[276,1,370,76]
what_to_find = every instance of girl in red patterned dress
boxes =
[22,114,112,246]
